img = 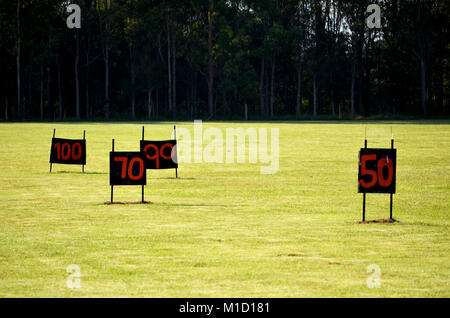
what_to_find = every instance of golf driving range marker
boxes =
[49,129,86,173]
[109,139,147,204]
[358,134,397,222]
[140,125,178,178]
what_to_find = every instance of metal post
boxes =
[82,130,85,173]
[142,126,145,201]
[50,128,56,173]
[363,194,366,222]
[390,136,394,219]
[111,139,114,203]
[362,139,367,222]
[174,125,178,178]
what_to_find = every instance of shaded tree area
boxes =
[0,0,448,121]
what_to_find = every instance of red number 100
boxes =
[114,157,144,180]
[360,155,394,188]
[54,142,82,160]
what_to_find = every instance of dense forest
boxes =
[0,0,448,121]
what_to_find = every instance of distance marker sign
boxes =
[49,129,86,172]
[140,140,178,169]
[140,126,179,178]
[358,148,396,194]
[110,152,146,186]
[50,138,86,165]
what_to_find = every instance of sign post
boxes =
[50,128,56,173]
[390,136,394,219]
[82,130,86,173]
[111,139,114,203]
[174,125,178,178]
[358,135,397,222]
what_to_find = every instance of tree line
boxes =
[0,0,448,121]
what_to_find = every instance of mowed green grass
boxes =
[0,121,448,298]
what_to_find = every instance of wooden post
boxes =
[174,125,178,178]
[50,128,55,173]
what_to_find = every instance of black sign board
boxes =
[358,148,396,194]
[110,152,146,186]
[50,138,86,165]
[49,129,86,173]
[140,140,178,170]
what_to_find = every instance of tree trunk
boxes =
[259,55,265,118]
[75,34,80,120]
[295,52,302,118]
[130,46,136,119]
[420,57,427,116]
[147,87,153,119]
[191,71,197,119]
[104,46,110,120]
[358,65,363,115]
[207,0,214,118]
[27,53,33,118]
[16,0,22,120]
[57,60,62,120]
[167,23,172,114]
[156,88,159,118]
[85,59,90,119]
[47,64,51,120]
[351,61,355,117]
[265,67,269,117]
[313,71,318,118]
[172,35,176,119]
[270,54,275,118]
[40,62,44,121]
[104,10,111,120]
[331,72,336,116]
[85,31,91,120]
[5,96,8,120]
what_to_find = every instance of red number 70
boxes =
[114,157,144,180]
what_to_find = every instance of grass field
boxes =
[0,121,448,297]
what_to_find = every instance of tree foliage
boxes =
[0,0,448,120]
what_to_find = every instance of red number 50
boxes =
[360,155,393,188]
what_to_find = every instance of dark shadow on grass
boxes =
[357,218,398,224]
[159,203,238,207]
[104,201,153,205]
[53,171,107,175]
[150,177,196,180]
